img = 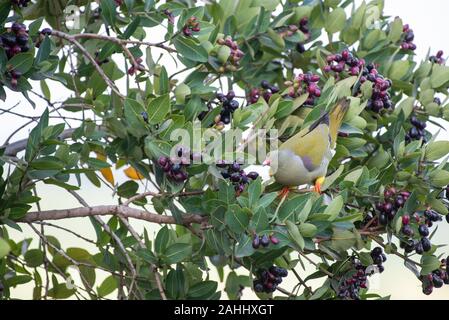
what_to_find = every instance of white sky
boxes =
[1,0,449,300]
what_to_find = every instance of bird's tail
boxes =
[329,98,350,147]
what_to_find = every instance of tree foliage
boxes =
[0,0,449,300]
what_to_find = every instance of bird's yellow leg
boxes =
[314,176,325,194]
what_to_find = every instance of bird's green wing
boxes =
[280,123,330,170]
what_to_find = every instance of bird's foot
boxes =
[314,177,325,194]
[278,186,291,199]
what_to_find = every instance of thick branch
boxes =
[2,126,107,157]
[2,128,77,156]
[19,205,206,225]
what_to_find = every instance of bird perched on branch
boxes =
[264,98,350,195]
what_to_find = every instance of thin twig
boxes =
[117,215,167,300]
[51,30,124,99]
[66,190,141,300]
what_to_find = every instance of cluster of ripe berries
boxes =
[253,266,288,294]
[375,187,410,226]
[363,64,394,113]
[337,251,385,300]
[1,22,30,58]
[405,114,427,144]
[400,24,417,51]
[429,50,445,65]
[127,57,145,76]
[400,209,442,255]
[252,233,279,249]
[213,91,239,127]
[1,22,30,87]
[217,161,259,195]
[11,0,30,7]
[157,148,197,183]
[216,37,244,72]
[421,258,449,295]
[285,72,321,105]
[182,16,200,37]
[324,49,365,76]
[248,80,280,104]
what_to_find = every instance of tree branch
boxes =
[2,125,107,157]
[19,205,207,225]
[51,30,124,99]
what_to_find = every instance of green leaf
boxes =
[429,169,449,187]
[35,36,51,65]
[420,255,440,275]
[8,53,34,73]
[248,178,262,208]
[25,108,49,161]
[97,275,118,297]
[184,95,202,121]
[147,94,170,125]
[330,228,356,252]
[325,8,346,34]
[117,180,139,198]
[322,165,344,191]
[30,157,65,170]
[87,158,111,169]
[235,234,255,258]
[173,37,208,63]
[225,206,250,234]
[156,66,169,95]
[430,64,449,88]
[48,283,76,299]
[425,141,449,161]
[324,195,344,221]
[100,0,116,27]
[388,17,403,43]
[175,83,191,105]
[298,223,318,237]
[0,237,10,259]
[0,2,11,26]
[251,207,269,233]
[164,243,192,264]
[124,98,147,137]
[24,249,44,267]
[155,226,170,254]
[389,60,411,80]
[188,281,218,299]
[286,220,304,250]
[137,249,158,265]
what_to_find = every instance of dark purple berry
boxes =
[260,234,270,247]
[247,172,259,180]
[418,224,429,237]
[415,242,424,255]
[421,237,432,252]
[261,80,270,89]
[432,275,444,288]
[252,234,260,249]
